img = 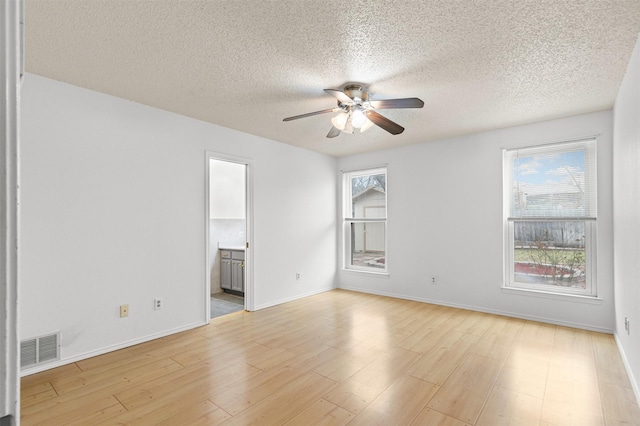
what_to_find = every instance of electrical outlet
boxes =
[431,276,437,285]
[154,299,163,310]
[239,231,244,238]
[120,304,129,318]
[625,317,630,334]
[296,273,301,280]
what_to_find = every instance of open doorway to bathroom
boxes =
[207,157,248,319]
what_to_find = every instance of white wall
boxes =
[20,74,337,372]
[338,110,615,332]
[613,34,640,402]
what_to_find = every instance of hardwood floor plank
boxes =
[20,363,82,388]
[484,316,525,343]
[105,388,226,425]
[516,321,556,351]
[285,336,334,356]
[21,395,126,426]
[348,347,421,389]
[453,311,496,337]
[470,332,513,363]
[389,318,430,337]
[322,338,423,413]
[245,346,298,370]
[74,347,138,371]
[599,382,640,425]
[347,375,438,425]
[154,400,231,426]
[21,357,184,418]
[497,347,550,399]
[312,344,384,383]
[20,380,55,397]
[552,326,592,357]
[127,334,214,357]
[475,386,543,425]
[169,340,264,368]
[52,356,182,395]
[272,345,343,373]
[220,371,338,426]
[407,332,478,385]
[427,353,502,424]
[115,361,261,411]
[283,399,354,426]
[410,408,471,425]
[210,366,309,415]
[547,350,598,386]
[319,329,369,352]
[103,366,257,424]
[322,378,387,414]
[19,381,58,408]
[397,327,443,354]
[592,332,633,387]
[495,362,548,400]
[541,376,604,425]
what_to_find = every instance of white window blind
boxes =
[506,139,597,220]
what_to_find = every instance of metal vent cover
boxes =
[20,332,60,369]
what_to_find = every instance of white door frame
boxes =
[204,152,254,321]
[1,0,21,423]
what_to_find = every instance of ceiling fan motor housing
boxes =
[342,84,368,104]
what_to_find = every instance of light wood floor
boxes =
[21,289,640,425]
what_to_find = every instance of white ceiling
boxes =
[25,0,640,157]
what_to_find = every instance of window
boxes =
[504,139,597,296]
[343,168,387,272]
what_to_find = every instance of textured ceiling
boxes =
[25,0,640,157]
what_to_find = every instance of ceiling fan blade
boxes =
[326,126,341,138]
[323,89,353,104]
[369,98,424,109]
[365,110,405,135]
[283,108,338,121]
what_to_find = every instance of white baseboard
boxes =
[614,333,640,408]
[338,285,613,334]
[20,321,207,377]
[253,286,336,311]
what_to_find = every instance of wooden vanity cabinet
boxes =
[220,249,244,294]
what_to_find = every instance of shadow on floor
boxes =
[211,292,244,319]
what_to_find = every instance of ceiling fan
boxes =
[283,84,424,138]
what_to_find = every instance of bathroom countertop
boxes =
[218,245,245,251]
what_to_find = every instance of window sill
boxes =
[501,286,603,304]
[342,268,389,278]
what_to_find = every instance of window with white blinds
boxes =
[503,138,597,297]
[506,139,597,220]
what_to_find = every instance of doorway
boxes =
[206,155,250,319]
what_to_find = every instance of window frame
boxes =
[503,139,598,297]
[343,167,388,274]
[505,219,597,296]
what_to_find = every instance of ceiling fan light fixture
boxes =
[340,119,355,134]
[331,112,349,130]
[351,107,367,129]
[360,117,374,133]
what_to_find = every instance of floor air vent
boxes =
[20,333,60,369]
